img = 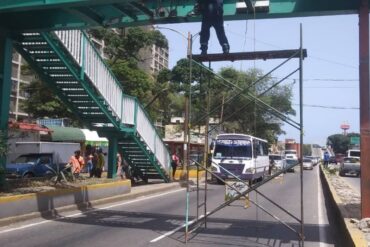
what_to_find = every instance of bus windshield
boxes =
[213,139,252,159]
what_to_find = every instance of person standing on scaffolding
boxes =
[196,0,230,55]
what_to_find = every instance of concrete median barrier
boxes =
[319,165,368,247]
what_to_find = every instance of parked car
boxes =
[285,159,298,172]
[269,154,286,170]
[6,153,68,178]
[339,157,360,177]
[302,158,313,170]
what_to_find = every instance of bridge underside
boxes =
[0,0,364,32]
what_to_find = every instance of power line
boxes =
[271,77,358,82]
[293,103,359,110]
[227,29,357,70]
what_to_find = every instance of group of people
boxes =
[68,146,182,181]
[68,145,105,178]
[68,145,131,180]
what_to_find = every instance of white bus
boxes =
[211,133,269,183]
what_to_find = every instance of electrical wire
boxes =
[292,103,359,110]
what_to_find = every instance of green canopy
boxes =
[49,126,85,142]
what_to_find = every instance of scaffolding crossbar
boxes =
[191,49,307,62]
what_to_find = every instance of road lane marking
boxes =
[317,166,327,247]
[0,188,185,235]
[150,214,207,243]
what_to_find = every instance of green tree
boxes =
[89,27,168,65]
[213,67,295,143]
[302,144,312,156]
[166,62,295,143]
[21,80,79,122]
[327,132,360,154]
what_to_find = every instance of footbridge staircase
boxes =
[13,30,171,182]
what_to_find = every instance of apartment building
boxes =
[9,51,33,121]
[138,43,169,75]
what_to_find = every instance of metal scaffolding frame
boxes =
[183,25,306,246]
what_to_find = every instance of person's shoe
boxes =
[222,44,230,54]
[200,44,208,55]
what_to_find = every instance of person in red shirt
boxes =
[69,150,85,177]
[171,152,180,179]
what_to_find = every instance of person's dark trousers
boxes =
[200,15,229,51]
[123,166,130,179]
[95,168,102,178]
[90,167,96,178]
[171,163,177,178]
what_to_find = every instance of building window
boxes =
[11,80,17,97]
[12,64,19,78]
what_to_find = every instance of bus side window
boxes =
[253,140,259,158]
[259,143,264,156]
[263,143,269,155]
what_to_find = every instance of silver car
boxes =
[302,158,313,170]
[269,154,286,171]
[339,157,360,177]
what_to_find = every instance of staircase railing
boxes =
[54,30,170,174]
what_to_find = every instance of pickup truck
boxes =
[339,157,360,177]
[5,153,68,178]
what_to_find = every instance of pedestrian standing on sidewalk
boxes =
[116,152,124,179]
[171,152,180,180]
[323,151,330,168]
[85,144,93,174]
[95,147,104,178]
[69,150,85,178]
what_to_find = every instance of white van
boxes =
[285,149,298,160]
[346,149,360,159]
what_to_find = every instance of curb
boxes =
[0,182,183,227]
[319,165,368,247]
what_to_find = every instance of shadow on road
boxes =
[54,209,335,246]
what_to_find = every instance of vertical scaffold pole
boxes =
[359,0,370,219]
[299,24,305,247]
[0,34,12,186]
[204,60,211,229]
[185,32,193,244]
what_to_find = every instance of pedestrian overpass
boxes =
[0,0,369,218]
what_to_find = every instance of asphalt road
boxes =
[0,166,343,247]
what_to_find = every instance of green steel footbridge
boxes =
[0,1,369,194]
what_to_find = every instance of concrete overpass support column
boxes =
[107,136,118,178]
[359,0,370,218]
[0,35,12,180]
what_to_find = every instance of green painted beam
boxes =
[0,0,366,32]
[107,136,118,178]
[0,35,12,180]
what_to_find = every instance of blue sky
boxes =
[158,14,359,146]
